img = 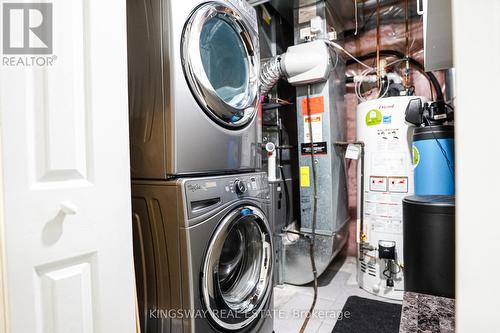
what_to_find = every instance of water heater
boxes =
[356,96,427,300]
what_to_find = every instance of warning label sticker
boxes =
[300,166,310,188]
[301,142,328,155]
[301,96,325,115]
[365,201,403,219]
[304,115,323,143]
[371,218,402,234]
[388,177,409,193]
[370,176,387,192]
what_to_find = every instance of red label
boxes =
[301,96,324,115]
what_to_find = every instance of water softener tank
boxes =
[413,125,455,195]
[403,196,455,298]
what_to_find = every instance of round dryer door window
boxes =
[182,2,259,129]
[202,206,273,331]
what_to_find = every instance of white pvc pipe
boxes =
[265,142,277,182]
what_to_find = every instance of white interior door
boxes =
[453,0,500,331]
[0,0,136,332]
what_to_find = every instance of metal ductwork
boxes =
[259,56,284,96]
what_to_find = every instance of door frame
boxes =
[453,0,500,330]
[0,126,8,333]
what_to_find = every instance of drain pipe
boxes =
[265,142,278,182]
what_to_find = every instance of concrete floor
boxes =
[273,255,402,333]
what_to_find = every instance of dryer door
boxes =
[202,206,273,331]
[182,2,259,129]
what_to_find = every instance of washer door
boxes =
[202,206,272,331]
[182,2,259,129]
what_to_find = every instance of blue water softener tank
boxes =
[413,125,455,195]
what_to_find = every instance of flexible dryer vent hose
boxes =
[259,56,284,96]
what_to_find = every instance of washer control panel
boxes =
[226,176,261,195]
[184,172,269,219]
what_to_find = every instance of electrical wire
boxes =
[379,77,391,98]
[325,40,373,70]
[279,165,290,225]
[278,116,291,227]
[299,85,319,333]
[386,58,406,68]
[354,66,391,102]
[351,58,405,102]
[355,67,374,102]
[345,50,444,102]
[383,260,402,279]
[325,40,413,103]
[383,265,392,279]
[328,47,340,71]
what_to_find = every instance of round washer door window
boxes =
[182,2,259,129]
[202,206,273,331]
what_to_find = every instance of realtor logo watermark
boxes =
[2,2,56,66]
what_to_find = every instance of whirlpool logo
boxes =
[2,2,57,66]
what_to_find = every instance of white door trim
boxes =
[0,126,8,333]
[453,0,500,330]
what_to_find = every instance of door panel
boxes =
[0,0,135,332]
[30,0,93,186]
[35,253,96,333]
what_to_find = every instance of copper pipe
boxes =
[404,0,411,89]
[405,0,410,58]
[376,0,380,88]
[354,0,358,35]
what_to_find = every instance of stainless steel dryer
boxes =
[127,0,261,179]
[132,172,274,333]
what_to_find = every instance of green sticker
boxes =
[413,145,420,167]
[365,109,382,126]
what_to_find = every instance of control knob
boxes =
[234,180,247,195]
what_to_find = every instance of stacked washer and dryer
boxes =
[127,1,273,332]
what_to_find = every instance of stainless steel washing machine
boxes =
[127,0,261,179]
[132,172,274,333]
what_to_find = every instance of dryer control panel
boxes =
[183,172,269,220]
